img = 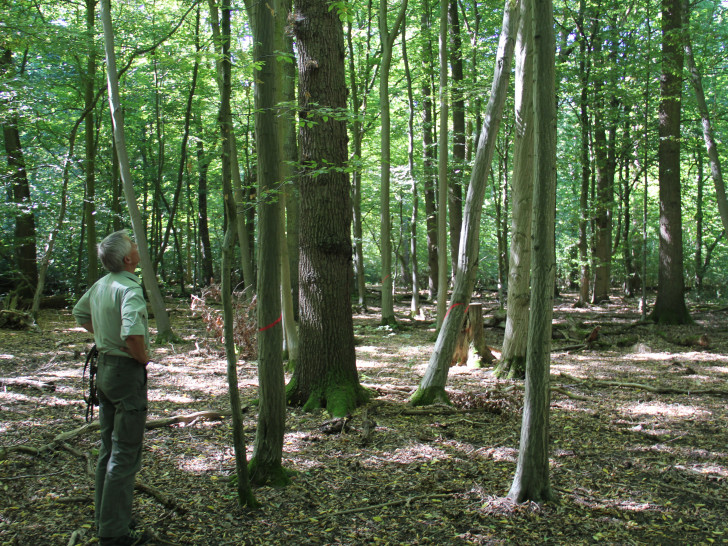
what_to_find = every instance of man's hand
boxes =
[81,321,94,334]
[124,335,149,365]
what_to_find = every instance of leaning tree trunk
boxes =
[99,0,175,341]
[410,0,518,407]
[495,0,534,380]
[508,0,556,504]
[683,0,728,236]
[287,0,369,417]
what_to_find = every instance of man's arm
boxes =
[124,335,149,365]
[81,321,94,333]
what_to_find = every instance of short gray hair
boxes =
[98,230,132,272]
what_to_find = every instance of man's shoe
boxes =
[99,527,151,545]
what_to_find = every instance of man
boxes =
[73,230,151,546]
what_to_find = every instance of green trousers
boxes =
[94,353,147,538]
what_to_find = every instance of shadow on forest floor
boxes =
[1,290,727,545]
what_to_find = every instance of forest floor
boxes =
[1,290,728,545]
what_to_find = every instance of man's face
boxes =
[125,239,140,270]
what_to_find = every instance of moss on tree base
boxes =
[494,356,526,380]
[408,385,452,407]
[248,457,293,487]
[286,376,370,418]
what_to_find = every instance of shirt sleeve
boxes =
[72,290,92,326]
[119,285,148,339]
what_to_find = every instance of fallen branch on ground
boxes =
[290,492,454,523]
[0,409,236,459]
[0,377,56,391]
[559,372,728,397]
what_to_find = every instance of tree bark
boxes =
[683,0,728,236]
[1,49,38,303]
[288,0,368,417]
[508,0,556,503]
[435,0,449,328]
[410,0,518,406]
[496,0,534,380]
[448,0,465,279]
[421,0,438,301]
[650,0,691,324]
[378,0,408,326]
[248,0,288,487]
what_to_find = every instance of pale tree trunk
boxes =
[448,0,464,279]
[248,0,288,488]
[508,0,556,504]
[378,0,408,326]
[683,0,728,236]
[207,0,255,297]
[99,0,175,341]
[402,19,420,317]
[410,0,518,406]
[435,0,449,328]
[281,0,300,320]
[279,0,299,361]
[495,0,534,380]
[288,0,368,417]
[651,0,691,324]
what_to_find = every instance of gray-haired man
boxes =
[73,230,151,546]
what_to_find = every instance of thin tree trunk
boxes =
[402,19,420,317]
[247,0,287,487]
[378,0,408,326]
[410,0,518,406]
[99,0,175,341]
[508,0,556,503]
[421,0,438,300]
[683,0,728,236]
[85,0,98,284]
[448,0,465,279]
[436,0,449,328]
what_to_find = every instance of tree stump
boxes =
[451,303,495,367]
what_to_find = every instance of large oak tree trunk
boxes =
[651,0,691,324]
[288,0,368,417]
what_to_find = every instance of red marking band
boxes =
[444,302,471,319]
[259,314,282,332]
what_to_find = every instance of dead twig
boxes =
[559,372,728,397]
[290,492,453,523]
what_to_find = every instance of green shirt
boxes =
[72,271,149,357]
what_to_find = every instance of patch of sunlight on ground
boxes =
[474,446,519,463]
[622,401,711,418]
[673,463,728,478]
[363,443,450,466]
[0,354,14,359]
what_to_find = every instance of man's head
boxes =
[98,230,140,273]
